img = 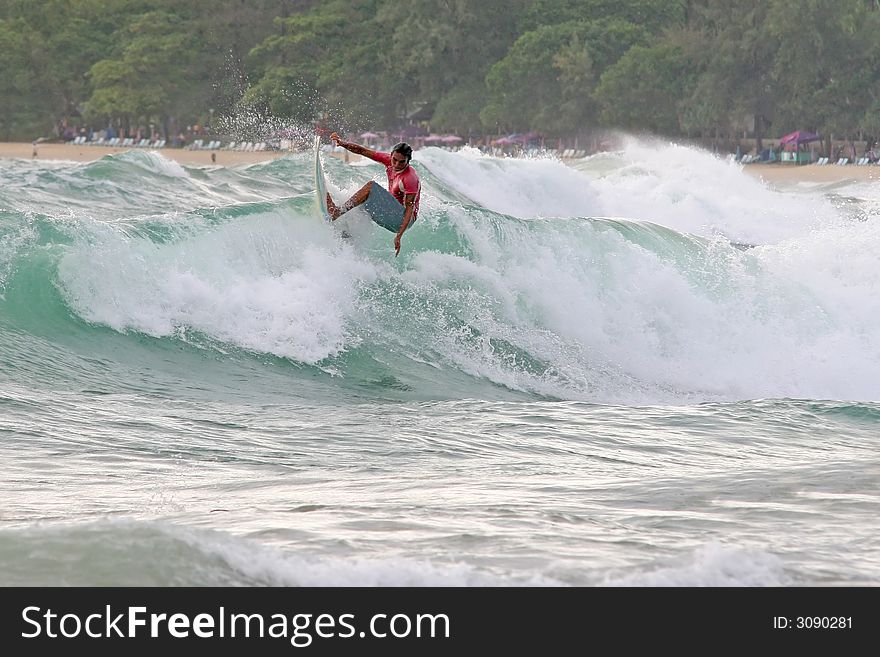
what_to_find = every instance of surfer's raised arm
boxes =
[330,132,380,161]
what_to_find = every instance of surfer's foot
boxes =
[326,194,340,220]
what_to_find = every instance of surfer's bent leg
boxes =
[333,181,373,219]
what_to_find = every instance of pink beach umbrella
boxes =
[359,131,380,140]
[424,134,444,143]
[779,130,820,146]
[440,135,463,144]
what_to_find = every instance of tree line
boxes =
[1,0,878,151]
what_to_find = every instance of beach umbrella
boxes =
[441,135,463,143]
[359,131,380,140]
[424,134,444,143]
[515,131,542,144]
[779,130,821,147]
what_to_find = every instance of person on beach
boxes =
[327,131,420,256]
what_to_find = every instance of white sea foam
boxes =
[174,524,558,586]
[57,210,376,364]
[417,146,605,219]
[408,141,880,402]
[420,138,845,245]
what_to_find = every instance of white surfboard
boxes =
[314,135,332,222]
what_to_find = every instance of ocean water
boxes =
[1,139,878,587]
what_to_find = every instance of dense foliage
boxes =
[1,0,878,145]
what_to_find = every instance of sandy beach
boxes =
[9,141,293,166]
[4,142,879,183]
[743,161,878,183]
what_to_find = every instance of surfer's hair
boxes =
[391,142,413,162]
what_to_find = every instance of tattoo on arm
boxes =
[400,193,416,232]
[345,142,379,160]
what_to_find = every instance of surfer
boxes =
[327,132,420,256]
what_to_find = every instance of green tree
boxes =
[519,0,687,33]
[673,0,776,148]
[0,0,128,137]
[429,79,488,136]
[0,17,44,140]
[765,0,880,146]
[247,0,393,130]
[84,10,198,137]
[375,0,527,134]
[595,42,698,135]
[2,0,879,146]
[482,19,649,135]
[180,0,288,119]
